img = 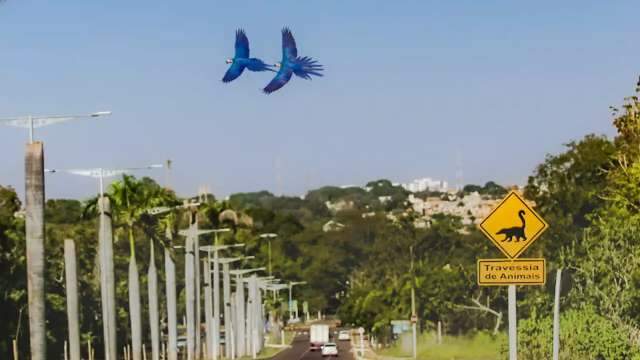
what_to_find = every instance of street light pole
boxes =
[410,246,417,360]
[259,233,277,277]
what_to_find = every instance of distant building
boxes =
[323,220,345,232]
[406,189,531,226]
[400,177,449,193]
[378,196,392,204]
[325,199,355,213]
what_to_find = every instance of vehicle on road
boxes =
[310,324,330,351]
[321,342,339,357]
[338,330,350,341]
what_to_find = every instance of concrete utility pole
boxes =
[165,227,178,360]
[146,204,197,360]
[178,215,215,360]
[260,280,283,340]
[145,203,198,360]
[203,257,214,360]
[64,239,81,360]
[25,142,46,360]
[200,243,243,360]
[231,268,265,358]
[247,275,258,359]
[46,164,161,360]
[218,256,254,359]
[4,111,111,360]
[245,276,274,357]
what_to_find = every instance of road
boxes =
[271,333,355,360]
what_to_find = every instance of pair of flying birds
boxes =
[222,28,324,94]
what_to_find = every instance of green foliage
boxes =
[525,134,615,260]
[45,199,83,224]
[516,308,640,360]
[462,181,507,198]
[380,331,504,360]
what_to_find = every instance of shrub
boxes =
[511,307,640,359]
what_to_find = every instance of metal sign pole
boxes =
[552,269,562,360]
[508,285,517,360]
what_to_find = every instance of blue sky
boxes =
[0,1,638,199]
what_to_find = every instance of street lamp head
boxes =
[148,164,164,169]
[44,168,56,173]
[90,111,112,117]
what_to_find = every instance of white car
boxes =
[321,342,339,357]
[338,330,350,341]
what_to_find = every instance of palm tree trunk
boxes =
[148,241,160,360]
[25,142,46,360]
[129,227,143,360]
[164,244,178,360]
[99,196,117,360]
[64,239,81,360]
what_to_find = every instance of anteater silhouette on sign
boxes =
[496,210,527,242]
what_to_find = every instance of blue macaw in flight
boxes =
[222,29,274,83]
[263,28,324,94]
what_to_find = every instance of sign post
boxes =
[508,285,517,360]
[477,191,549,360]
[552,269,562,360]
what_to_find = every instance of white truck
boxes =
[309,324,330,351]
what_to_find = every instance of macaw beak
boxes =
[274,63,281,68]
[226,59,233,64]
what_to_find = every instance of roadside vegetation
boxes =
[1,78,640,358]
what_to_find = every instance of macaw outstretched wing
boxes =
[222,62,246,83]
[281,27,297,60]
[263,67,293,94]
[235,29,250,58]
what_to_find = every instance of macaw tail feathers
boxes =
[246,58,275,72]
[293,56,324,79]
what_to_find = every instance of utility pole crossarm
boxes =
[46,165,163,179]
[0,111,111,143]
[146,202,201,216]
[218,256,254,265]
[199,244,244,252]
[230,267,266,276]
[178,229,216,237]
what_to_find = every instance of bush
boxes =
[513,307,640,359]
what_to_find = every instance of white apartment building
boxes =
[400,177,449,193]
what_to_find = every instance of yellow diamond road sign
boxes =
[479,191,548,259]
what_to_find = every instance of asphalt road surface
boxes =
[271,333,355,360]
